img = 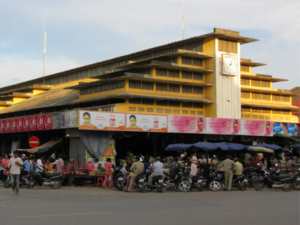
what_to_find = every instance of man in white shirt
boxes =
[8,151,23,196]
[147,156,164,186]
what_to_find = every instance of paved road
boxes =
[0,185,299,225]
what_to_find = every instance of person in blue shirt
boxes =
[23,157,33,174]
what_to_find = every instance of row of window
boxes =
[129,80,204,94]
[241,92,290,102]
[129,107,204,115]
[218,39,237,53]
[242,107,290,115]
[241,65,250,72]
[156,69,204,80]
[80,81,125,95]
[241,79,270,87]
[181,57,203,66]
[128,98,204,108]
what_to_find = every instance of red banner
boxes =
[0,114,52,134]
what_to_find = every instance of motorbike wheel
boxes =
[292,181,300,190]
[141,183,145,193]
[282,183,292,192]
[145,184,153,192]
[196,184,203,192]
[157,185,163,193]
[254,182,264,191]
[119,182,124,191]
[4,179,10,188]
[238,182,247,191]
[178,181,191,192]
[27,181,35,189]
[209,180,221,191]
[51,180,62,189]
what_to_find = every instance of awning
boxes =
[275,133,300,143]
[165,142,246,151]
[17,139,63,154]
[246,146,274,153]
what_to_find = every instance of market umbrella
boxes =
[247,146,274,154]
[165,143,192,151]
[192,142,223,151]
[251,144,282,151]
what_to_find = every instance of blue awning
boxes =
[165,143,192,151]
[165,142,246,151]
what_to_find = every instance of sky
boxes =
[0,0,299,89]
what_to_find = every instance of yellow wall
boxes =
[13,97,27,103]
[33,89,46,95]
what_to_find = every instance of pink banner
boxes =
[0,114,52,134]
[206,118,241,135]
[241,120,273,136]
[168,116,206,133]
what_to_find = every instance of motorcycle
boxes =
[243,172,258,188]
[145,171,164,193]
[0,165,9,187]
[27,170,63,189]
[253,169,293,191]
[134,174,146,193]
[291,169,300,190]
[113,165,125,191]
[200,171,222,191]
[231,175,247,191]
[4,171,30,188]
[190,175,203,192]
[163,172,191,192]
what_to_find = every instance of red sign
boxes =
[0,114,52,134]
[29,136,40,148]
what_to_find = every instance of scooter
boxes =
[134,174,146,193]
[27,170,63,189]
[254,169,293,191]
[190,175,203,192]
[113,164,125,191]
[200,171,222,191]
[163,171,191,192]
[4,171,30,188]
[145,170,164,193]
[231,175,247,191]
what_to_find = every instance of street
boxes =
[0,185,299,225]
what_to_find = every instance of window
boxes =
[182,102,193,108]
[156,69,168,77]
[241,107,251,112]
[272,95,281,101]
[182,71,193,79]
[129,80,141,89]
[156,83,168,91]
[126,57,139,64]
[53,77,61,85]
[117,80,125,88]
[138,69,152,75]
[241,78,250,85]
[142,82,154,90]
[193,58,203,66]
[218,39,237,53]
[80,87,93,95]
[241,65,250,72]
[193,73,203,80]
[182,57,192,65]
[193,86,203,94]
[95,67,101,75]
[182,85,193,93]
[109,82,117,90]
[282,95,290,102]
[252,80,260,86]
[142,98,154,105]
[140,53,152,61]
[156,100,168,106]
[94,84,108,93]
[129,98,142,104]
[282,110,290,115]
[273,109,281,114]
[241,92,250,99]
[261,80,270,87]
[169,84,180,92]
[91,68,96,77]
[154,49,168,57]
[169,45,185,53]
[193,103,203,108]
[113,61,125,69]
[252,93,261,99]
[252,108,261,113]
[81,70,90,79]
[262,108,271,113]
[169,70,180,78]
[45,79,52,85]
[102,64,112,74]
[262,93,271,100]
[62,74,70,83]
[186,41,203,52]
[169,101,180,107]
[163,58,177,63]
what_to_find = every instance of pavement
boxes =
[0,184,299,225]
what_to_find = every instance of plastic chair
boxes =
[97,176,104,187]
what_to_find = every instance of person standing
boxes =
[2,154,10,176]
[8,151,23,196]
[147,156,164,187]
[23,157,33,173]
[103,158,113,188]
[56,154,64,173]
[125,156,145,192]
[217,155,236,191]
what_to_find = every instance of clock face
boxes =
[222,55,238,75]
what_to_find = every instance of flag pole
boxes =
[43,17,47,85]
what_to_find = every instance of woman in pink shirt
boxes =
[190,159,198,177]
[103,158,113,189]
[85,159,95,171]
[2,154,10,175]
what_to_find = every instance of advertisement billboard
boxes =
[273,122,299,137]
[125,114,167,132]
[168,116,206,133]
[52,111,78,129]
[241,120,273,136]
[206,118,241,135]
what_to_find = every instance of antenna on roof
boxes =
[43,15,47,85]
[182,0,185,40]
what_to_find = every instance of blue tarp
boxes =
[165,142,246,151]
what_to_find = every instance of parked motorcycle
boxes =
[134,174,146,193]
[4,172,30,188]
[291,169,300,190]
[200,171,222,191]
[243,172,258,188]
[113,165,125,191]
[27,171,63,189]
[145,171,164,193]
[231,175,247,191]
[190,175,203,192]
[163,172,191,192]
[253,170,293,191]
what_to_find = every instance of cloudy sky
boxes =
[0,0,299,89]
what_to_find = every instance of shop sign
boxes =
[273,122,299,137]
[52,111,78,129]
[0,114,53,134]
[241,120,273,136]
[206,118,241,135]
[125,114,168,132]
[79,111,125,131]
[168,116,206,134]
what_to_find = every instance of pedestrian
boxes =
[2,154,10,176]
[125,156,144,192]
[8,151,23,196]
[56,154,64,173]
[103,158,113,189]
[189,158,198,182]
[23,157,33,174]
[217,155,236,191]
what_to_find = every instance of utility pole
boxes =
[182,0,185,40]
[43,17,47,85]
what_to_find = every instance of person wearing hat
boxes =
[8,151,23,196]
[217,155,236,191]
[67,159,78,174]
[121,162,127,174]
[233,158,243,176]
[212,155,218,166]
[85,158,95,171]
[147,156,164,187]
[125,156,145,192]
